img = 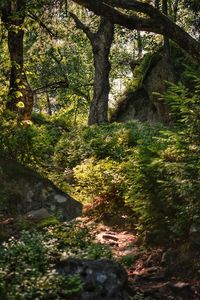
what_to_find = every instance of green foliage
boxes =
[43,221,113,260]
[0,112,52,164]
[2,72,199,243]
[47,221,93,251]
[131,293,155,300]
[85,243,113,259]
[120,255,137,267]
[0,219,115,299]
[36,216,60,228]
[74,157,125,204]
[61,71,200,243]
[0,111,69,179]
[54,122,162,170]
[0,222,106,299]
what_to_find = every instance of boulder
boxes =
[56,258,129,300]
[26,208,51,221]
[111,48,185,125]
[112,88,158,123]
[0,154,82,221]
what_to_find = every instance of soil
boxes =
[77,212,200,300]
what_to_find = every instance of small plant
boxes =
[36,216,60,228]
[120,254,137,267]
[85,243,112,259]
[131,293,155,300]
[0,229,85,299]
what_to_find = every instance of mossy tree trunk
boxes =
[2,0,33,120]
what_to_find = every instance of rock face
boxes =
[0,154,82,221]
[57,258,129,300]
[113,88,158,123]
[112,52,178,125]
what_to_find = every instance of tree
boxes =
[1,0,34,120]
[72,0,200,62]
[70,12,114,125]
[25,2,93,119]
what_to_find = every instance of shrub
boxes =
[70,75,200,242]
[0,221,106,299]
[73,157,126,204]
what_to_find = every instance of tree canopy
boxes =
[72,0,200,61]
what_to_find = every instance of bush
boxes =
[0,218,115,299]
[73,157,126,204]
[69,72,200,242]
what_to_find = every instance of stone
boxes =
[0,154,82,221]
[54,194,67,203]
[111,50,180,125]
[169,282,195,299]
[26,208,50,221]
[56,258,129,300]
[189,224,200,246]
[161,248,178,267]
[102,234,118,241]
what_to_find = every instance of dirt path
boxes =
[1,212,200,299]
[78,215,200,300]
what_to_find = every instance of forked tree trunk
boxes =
[88,18,114,125]
[70,13,114,125]
[2,0,33,120]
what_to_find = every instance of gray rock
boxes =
[56,258,129,300]
[26,208,51,221]
[189,224,200,246]
[0,154,82,221]
[112,52,177,125]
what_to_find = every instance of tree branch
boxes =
[28,13,57,38]
[69,11,94,42]
[33,80,68,94]
[72,0,200,62]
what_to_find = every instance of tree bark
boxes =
[89,18,114,125]
[162,0,170,59]
[46,91,52,116]
[1,0,34,120]
[70,13,114,125]
[72,0,200,62]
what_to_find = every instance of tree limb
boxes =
[28,13,58,38]
[33,80,68,94]
[69,11,94,41]
[72,0,200,62]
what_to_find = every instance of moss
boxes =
[16,217,33,230]
[126,53,155,92]
[36,216,60,228]
[120,254,138,267]
[111,52,161,120]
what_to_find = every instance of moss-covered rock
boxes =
[111,45,197,125]
[0,153,82,221]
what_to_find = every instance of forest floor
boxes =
[1,208,200,299]
[78,208,200,300]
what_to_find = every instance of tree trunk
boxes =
[2,0,33,120]
[162,0,170,59]
[70,13,114,125]
[73,0,200,63]
[46,91,52,116]
[88,18,114,125]
[7,27,34,120]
